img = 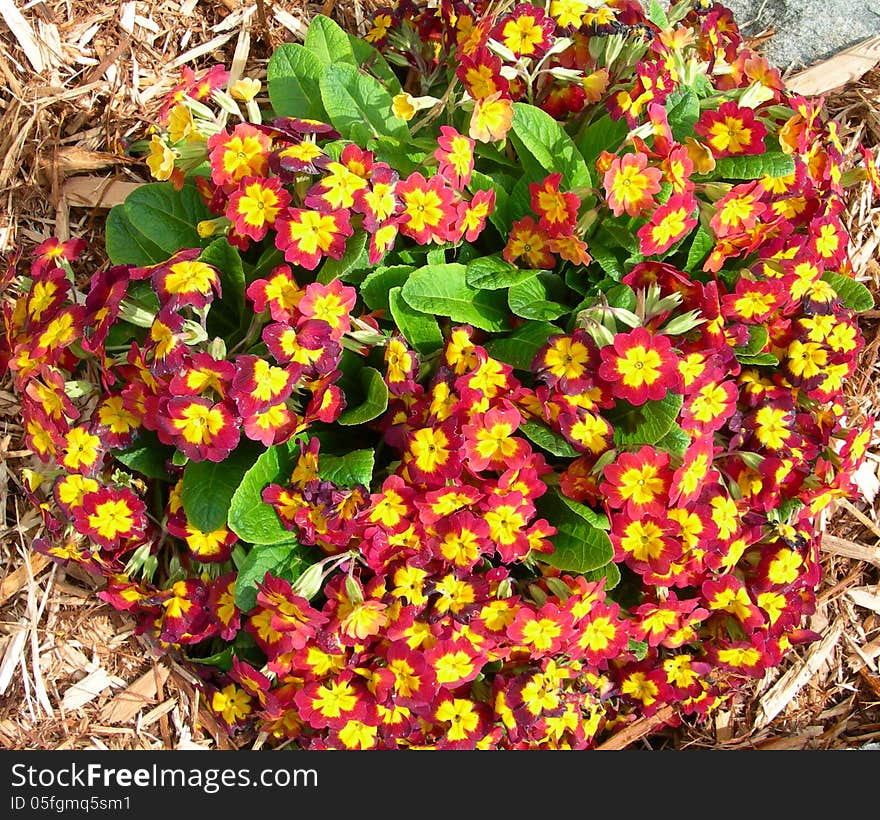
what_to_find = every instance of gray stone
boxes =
[723,0,880,70]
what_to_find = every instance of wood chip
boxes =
[786,35,880,97]
[62,667,123,711]
[62,177,143,208]
[0,0,45,72]
[596,704,677,750]
[99,664,169,724]
[0,626,28,696]
[0,553,51,606]
[140,698,177,728]
[847,586,880,614]
[756,620,845,729]
[820,533,880,567]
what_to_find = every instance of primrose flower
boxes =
[603,152,662,218]
[226,176,290,241]
[695,100,767,157]
[207,123,271,187]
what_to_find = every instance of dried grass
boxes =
[0,2,878,750]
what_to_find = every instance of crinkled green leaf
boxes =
[233,542,310,612]
[320,63,408,141]
[200,238,246,341]
[582,561,621,590]
[508,272,568,321]
[610,392,684,447]
[401,263,509,332]
[182,440,265,533]
[465,255,539,290]
[484,321,560,371]
[317,230,368,285]
[318,449,375,487]
[704,152,795,181]
[228,443,299,545]
[106,181,212,266]
[655,424,691,459]
[267,43,328,121]
[520,420,581,458]
[510,102,591,190]
[535,489,614,573]
[348,35,401,95]
[361,265,413,312]
[575,113,628,170]
[338,367,389,426]
[389,287,444,354]
[114,432,175,481]
[305,14,356,66]
[823,271,875,312]
[666,88,700,142]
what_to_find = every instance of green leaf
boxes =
[234,542,309,612]
[535,489,614,573]
[317,230,368,285]
[628,638,649,661]
[736,352,779,367]
[588,243,625,280]
[510,102,591,190]
[582,561,621,590]
[200,238,246,341]
[228,443,298,545]
[735,325,770,358]
[685,224,714,271]
[388,287,444,354]
[106,181,212,266]
[318,449,375,487]
[557,492,610,530]
[610,392,685,447]
[469,170,509,234]
[247,247,285,284]
[465,255,539,290]
[267,43,328,121]
[114,432,175,480]
[666,88,700,142]
[361,265,414,312]
[484,321,559,371]
[348,36,402,95]
[520,420,580,458]
[508,272,568,321]
[646,0,669,27]
[823,271,875,312]
[338,367,389,426]
[182,440,264,533]
[401,263,509,332]
[185,646,234,672]
[575,113,628,170]
[320,63,408,142]
[655,424,691,459]
[304,14,356,66]
[704,152,795,181]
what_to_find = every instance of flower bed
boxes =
[3,0,877,748]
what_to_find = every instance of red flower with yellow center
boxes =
[601,446,672,517]
[73,487,146,547]
[597,326,680,404]
[809,215,847,265]
[670,436,719,504]
[456,189,496,242]
[431,511,490,569]
[272,139,327,175]
[275,208,353,271]
[353,166,400,231]
[246,265,303,322]
[435,126,475,190]
[469,92,514,144]
[637,194,698,256]
[230,354,296,416]
[496,4,554,57]
[611,514,681,575]
[227,176,290,241]
[456,49,509,100]
[169,352,235,398]
[680,379,738,433]
[507,603,573,656]
[297,280,356,340]
[158,396,240,461]
[294,673,368,729]
[710,183,767,237]
[504,216,554,269]
[462,402,528,472]
[702,576,765,631]
[695,101,767,157]
[404,422,461,485]
[530,173,580,235]
[535,331,598,392]
[482,491,532,562]
[60,425,103,474]
[207,123,271,187]
[427,638,486,688]
[603,152,662,218]
[54,473,100,513]
[396,172,457,244]
[154,256,221,309]
[305,161,368,211]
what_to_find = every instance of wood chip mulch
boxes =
[1,1,878,751]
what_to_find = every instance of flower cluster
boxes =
[3,1,877,749]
